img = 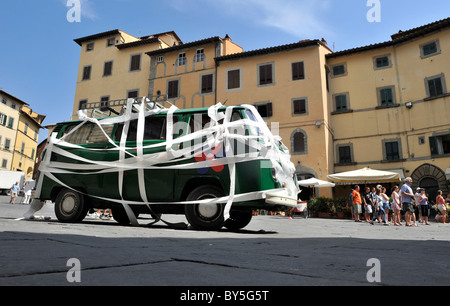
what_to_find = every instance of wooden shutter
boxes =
[292,62,305,80]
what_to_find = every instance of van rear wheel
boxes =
[185,185,225,231]
[54,188,88,223]
[224,210,253,231]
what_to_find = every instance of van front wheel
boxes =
[54,188,88,223]
[185,185,225,231]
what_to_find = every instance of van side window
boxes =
[63,123,114,144]
[115,116,177,142]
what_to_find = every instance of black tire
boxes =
[185,185,225,231]
[54,188,88,223]
[111,204,141,226]
[224,210,253,231]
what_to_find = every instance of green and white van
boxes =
[34,98,298,230]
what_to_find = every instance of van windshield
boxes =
[62,123,114,144]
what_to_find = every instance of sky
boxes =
[0,0,449,142]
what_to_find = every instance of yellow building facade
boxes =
[72,30,182,118]
[71,18,450,200]
[327,18,450,199]
[0,90,45,180]
[0,90,23,171]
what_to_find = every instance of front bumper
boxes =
[265,190,297,207]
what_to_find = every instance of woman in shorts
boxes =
[391,186,402,226]
[418,189,430,225]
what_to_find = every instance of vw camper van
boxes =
[34,97,298,230]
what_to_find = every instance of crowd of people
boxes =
[351,177,450,226]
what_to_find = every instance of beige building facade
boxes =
[72,30,182,119]
[327,17,450,199]
[0,90,45,180]
[71,17,450,200]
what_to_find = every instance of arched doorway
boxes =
[295,164,317,201]
[411,163,448,204]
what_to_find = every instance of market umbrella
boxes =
[297,178,335,198]
[327,167,401,184]
[297,178,336,188]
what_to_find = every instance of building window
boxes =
[4,138,11,150]
[374,55,391,70]
[291,129,307,155]
[292,98,307,115]
[7,117,14,129]
[425,74,446,98]
[24,123,28,135]
[383,139,401,161]
[127,90,139,99]
[331,63,347,77]
[201,74,213,94]
[292,62,305,80]
[1,98,6,104]
[20,142,25,154]
[103,61,113,77]
[0,113,6,126]
[100,96,109,111]
[334,93,349,112]
[86,42,94,52]
[167,80,179,99]
[258,63,274,86]
[429,133,450,156]
[378,86,395,106]
[177,53,186,66]
[130,54,141,72]
[255,102,272,118]
[31,148,35,160]
[194,49,205,62]
[79,99,87,110]
[157,56,164,63]
[337,145,353,164]
[420,40,440,58]
[226,68,241,91]
[1,159,7,168]
[82,65,91,81]
[11,103,16,110]
[106,37,115,47]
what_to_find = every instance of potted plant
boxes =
[315,197,334,218]
[334,197,348,219]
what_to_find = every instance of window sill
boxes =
[424,93,450,101]
[375,103,400,110]
[331,109,353,115]
[380,158,406,163]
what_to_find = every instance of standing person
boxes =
[363,187,373,222]
[419,189,430,225]
[381,187,391,223]
[370,186,388,225]
[349,188,354,220]
[400,177,415,227]
[9,181,20,204]
[436,190,447,224]
[391,186,402,226]
[414,187,422,224]
[352,185,362,222]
